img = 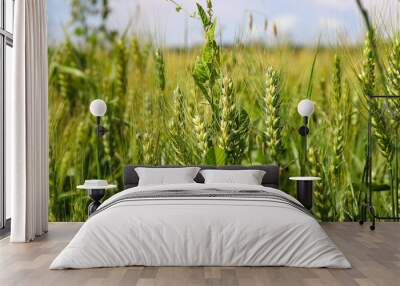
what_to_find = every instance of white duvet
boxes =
[50,183,351,269]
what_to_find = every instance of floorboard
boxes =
[0,222,399,286]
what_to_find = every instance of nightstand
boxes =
[289,177,321,210]
[77,181,117,216]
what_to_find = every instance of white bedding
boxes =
[50,183,351,269]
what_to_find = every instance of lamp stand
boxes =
[298,116,309,176]
[95,116,106,178]
[96,116,106,136]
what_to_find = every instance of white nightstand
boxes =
[77,181,117,216]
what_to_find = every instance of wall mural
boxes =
[48,1,400,222]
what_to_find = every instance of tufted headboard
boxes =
[123,165,280,190]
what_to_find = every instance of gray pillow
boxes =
[200,169,266,185]
[135,167,201,186]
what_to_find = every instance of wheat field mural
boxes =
[48,0,400,222]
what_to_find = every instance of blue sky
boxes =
[47,0,400,47]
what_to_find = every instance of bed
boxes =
[50,165,351,269]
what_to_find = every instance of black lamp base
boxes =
[87,189,106,216]
[296,180,313,210]
[95,116,107,136]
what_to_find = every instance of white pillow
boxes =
[200,169,266,185]
[135,167,200,186]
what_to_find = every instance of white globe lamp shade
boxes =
[297,99,314,117]
[90,99,107,117]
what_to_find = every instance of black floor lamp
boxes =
[289,99,320,211]
[82,99,108,215]
[89,99,107,177]
[297,99,315,175]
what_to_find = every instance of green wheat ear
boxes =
[332,55,342,103]
[331,54,345,177]
[218,75,236,155]
[263,66,284,164]
[173,86,186,129]
[330,54,349,221]
[168,86,193,165]
[217,74,250,164]
[358,32,393,162]
[387,37,400,96]
[154,48,166,92]
[387,37,400,118]
[193,111,209,163]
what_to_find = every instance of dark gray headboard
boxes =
[123,165,280,190]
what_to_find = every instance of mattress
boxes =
[50,183,351,269]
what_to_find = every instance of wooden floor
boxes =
[0,223,399,286]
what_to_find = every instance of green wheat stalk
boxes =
[217,75,250,164]
[168,86,192,164]
[115,40,128,98]
[131,37,145,74]
[193,111,209,163]
[263,66,284,164]
[154,48,166,91]
[387,37,400,96]
[308,147,332,221]
[218,75,236,161]
[332,55,345,220]
[358,32,393,163]
[387,37,400,120]
[332,55,345,178]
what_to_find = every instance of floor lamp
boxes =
[89,99,107,177]
[297,99,315,175]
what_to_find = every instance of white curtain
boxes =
[8,0,49,242]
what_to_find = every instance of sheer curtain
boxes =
[8,0,49,242]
